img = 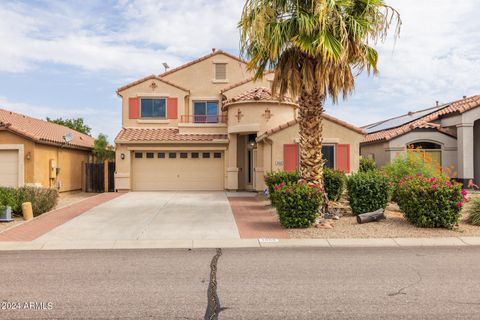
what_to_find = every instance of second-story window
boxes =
[193,101,218,123]
[141,98,166,118]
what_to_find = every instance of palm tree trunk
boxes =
[298,86,325,188]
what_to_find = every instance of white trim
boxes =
[0,144,24,187]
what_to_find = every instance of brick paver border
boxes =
[229,197,289,239]
[0,193,125,241]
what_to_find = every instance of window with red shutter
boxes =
[335,144,350,173]
[284,144,299,172]
[128,97,139,119]
[167,97,178,119]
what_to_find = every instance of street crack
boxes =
[388,265,423,297]
[204,248,227,320]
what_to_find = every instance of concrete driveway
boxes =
[36,192,240,241]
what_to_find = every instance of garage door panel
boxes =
[0,150,19,188]
[132,152,224,191]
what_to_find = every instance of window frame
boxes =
[140,97,167,119]
[322,144,336,169]
[193,100,219,123]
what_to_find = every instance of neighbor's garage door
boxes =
[0,150,19,187]
[132,151,224,191]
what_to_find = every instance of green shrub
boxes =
[468,198,480,226]
[274,181,323,228]
[323,168,346,201]
[396,174,465,229]
[264,171,300,205]
[0,187,19,211]
[347,171,390,215]
[359,157,377,173]
[15,186,59,217]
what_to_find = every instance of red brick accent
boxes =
[229,197,289,239]
[0,193,124,241]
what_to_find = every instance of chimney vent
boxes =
[212,48,216,53]
[436,100,439,107]
[463,95,467,99]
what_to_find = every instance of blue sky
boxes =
[1,0,479,141]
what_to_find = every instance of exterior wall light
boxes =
[121,153,125,160]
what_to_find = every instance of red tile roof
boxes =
[116,75,190,95]
[257,113,365,141]
[364,95,480,143]
[159,50,247,78]
[222,87,296,110]
[115,128,228,143]
[0,108,94,150]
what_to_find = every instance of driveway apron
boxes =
[36,192,240,241]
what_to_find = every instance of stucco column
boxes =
[226,133,239,190]
[254,142,265,191]
[456,123,474,185]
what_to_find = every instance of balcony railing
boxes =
[180,115,228,124]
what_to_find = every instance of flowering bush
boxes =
[396,174,466,229]
[323,168,346,201]
[264,171,300,205]
[273,180,323,228]
[347,171,390,215]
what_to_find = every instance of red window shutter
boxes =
[167,97,178,119]
[284,144,299,172]
[336,144,350,173]
[128,97,139,119]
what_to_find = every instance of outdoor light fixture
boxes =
[121,153,125,160]
[25,152,31,160]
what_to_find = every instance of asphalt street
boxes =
[0,246,479,319]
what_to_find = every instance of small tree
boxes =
[47,117,92,135]
[93,134,114,163]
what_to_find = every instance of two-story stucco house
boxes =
[114,50,365,192]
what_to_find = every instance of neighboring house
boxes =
[0,109,94,191]
[114,49,365,192]
[361,95,480,185]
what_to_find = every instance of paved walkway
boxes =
[229,197,289,239]
[0,193,123,241]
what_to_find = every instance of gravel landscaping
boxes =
[260,193,480,239]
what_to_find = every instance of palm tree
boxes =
[239,0,401,187]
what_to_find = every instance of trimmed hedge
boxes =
[396,175,465,229]
[359,158,376,173]
[323,168,346,201]
[264,171,300,205]
[0,186,59,217]
[273,180,323,228]
[347,171,390,215]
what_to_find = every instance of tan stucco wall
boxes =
[227,102,297,135]
[264,118,364,175]
[0,130,89,192]
[162,53,254,98]
[222,74,274,100]
[360,142,390,167]
[119,80,189,128]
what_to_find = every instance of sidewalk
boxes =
[0,236,479,251]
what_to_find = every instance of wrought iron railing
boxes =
[180,115,228,124]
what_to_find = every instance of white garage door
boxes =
[0,150,19,188]
[132,151,224,191]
